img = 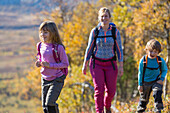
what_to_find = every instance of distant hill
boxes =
[0,0,94,14]
[0,0,58,14]
[0,0,42,6]
[0,0,21,5]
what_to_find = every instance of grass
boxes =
[0,24,39,75]
[0,94,41,113]
[0,10,41,113]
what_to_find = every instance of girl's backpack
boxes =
[37,42,68,76]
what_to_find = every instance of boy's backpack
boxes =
[37,42,68,76]
[142,55,162,84]
[91,24,117,70]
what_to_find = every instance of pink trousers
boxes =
[89,58,118,113]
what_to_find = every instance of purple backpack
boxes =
[37,42,68,76]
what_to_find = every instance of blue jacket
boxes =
[138,56,168,86]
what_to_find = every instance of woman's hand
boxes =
[35,61,41,67]
[118,66,123,77]
[41,61,50,68]
[138,86,143,92]
[118,62,123,77]
[82,65,87,75]
[82,61,88,75]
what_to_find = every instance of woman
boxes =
[82,7,123,113]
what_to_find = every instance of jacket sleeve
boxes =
[160,58,168,81]
[115,29,123,62]
[138,58,144,86]
[36,42,41,61]
[83,28,96,62]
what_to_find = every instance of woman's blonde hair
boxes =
[39,21,63,46]
[98,7,111,18]
[145,39,162,53]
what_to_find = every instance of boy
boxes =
[137,39,168,113]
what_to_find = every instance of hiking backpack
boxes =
[91,24,117,70]
[37,42,68,76]
[142,55,162,84]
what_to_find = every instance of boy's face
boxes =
[146,49,159,59]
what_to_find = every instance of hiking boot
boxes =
[105,108,111,113]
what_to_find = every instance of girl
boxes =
[35,21,69,113]
[82,7,123,113]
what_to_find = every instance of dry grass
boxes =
[0,11,40,74]
[0,10,42,113]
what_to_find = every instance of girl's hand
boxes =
[41,61,50,68]
[138,86,143,92]
[157,80,163,85]
[35,61,41,67]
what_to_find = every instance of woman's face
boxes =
[98,12,110,26]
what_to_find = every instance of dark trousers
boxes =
[41,75,66,113]
[137,82,163,112]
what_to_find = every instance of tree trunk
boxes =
[163,21,169,98]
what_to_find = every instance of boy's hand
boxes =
[41,61,50,68]
[138,86,143,92]
[157,80,163,85]
[35,61,41,67]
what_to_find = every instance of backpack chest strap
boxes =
[97,35,113,38]
[146,66,160,70]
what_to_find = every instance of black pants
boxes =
[41,75,66,113]
[137,82,163,112]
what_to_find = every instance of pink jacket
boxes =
[38,43,69,81]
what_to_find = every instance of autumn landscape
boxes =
[0,0,169,113]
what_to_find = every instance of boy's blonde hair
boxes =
[145,39,162,53]
[39,21,63,45]
[98,7,111,18]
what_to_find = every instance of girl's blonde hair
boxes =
[39,21,64,46]
[98,7,111,18]
[145,39,162,53]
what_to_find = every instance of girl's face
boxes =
[146,49,159,59]
[98,12,110,26]
[39,29,51,43]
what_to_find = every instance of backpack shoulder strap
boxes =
[93,27,99,49]
[92,27,99,55]
[142,55,147,84]
[111,26,116,40]
[37,42,42,61]
[111,26,117,59]
[91,27,99,68]
[52,44,68,76]
[52,44,60,63]
[37,42,41,52]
